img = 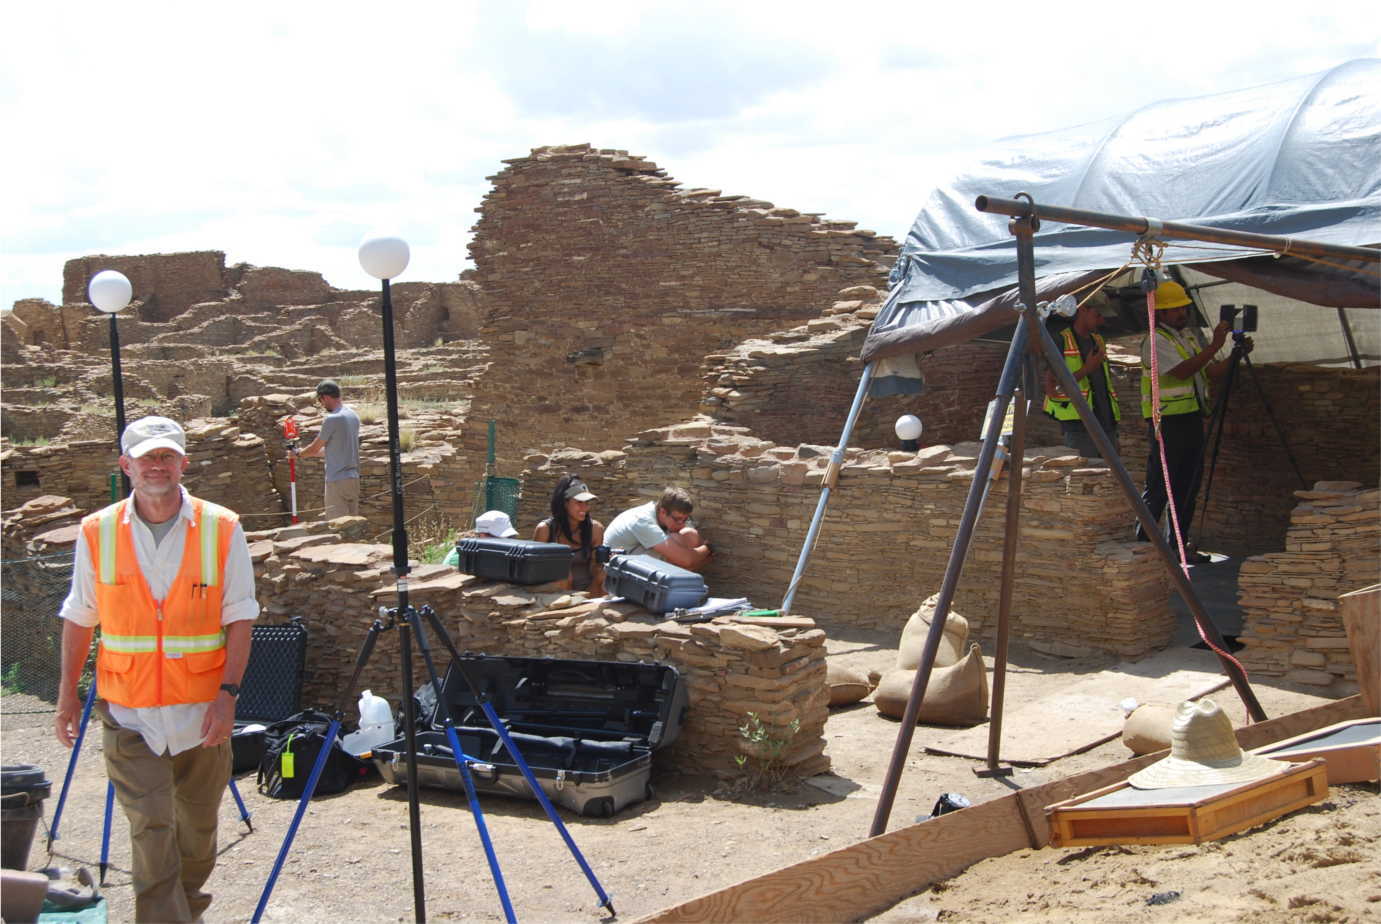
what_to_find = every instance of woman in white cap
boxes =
[442,510,518,567]
[533,474,604,594]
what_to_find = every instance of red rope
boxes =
[1145,286,1249,675]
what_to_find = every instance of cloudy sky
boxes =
[3,2,1376,310]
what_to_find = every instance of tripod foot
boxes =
[973,765,1015,778]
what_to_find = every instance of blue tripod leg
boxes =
[480,701,615,916]
[251,718,341,924]
[49,680,98,849]
[227,777,253,832]
[442,725,517,924]
[99,782,114,884]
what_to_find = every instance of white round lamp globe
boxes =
[89,270,133,314]
[894,414,923,442]
[358,235,410,280]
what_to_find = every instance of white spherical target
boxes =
[358,235,410,280]
[894,414,923,442]
[89,270,133,314]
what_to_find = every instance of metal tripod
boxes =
[869,199,1267,836]
[1195,325,1307,546]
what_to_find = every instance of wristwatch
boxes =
[219,683,241,698]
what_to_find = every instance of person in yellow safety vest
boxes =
[1042,299,1121,459]
[1136,280,1247,562]
[55,416,258,923]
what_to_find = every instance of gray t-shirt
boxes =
[320,404,360,482]
[604,501,668,559]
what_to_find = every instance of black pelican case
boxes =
[455,537,573,585]
[603,553,708,614]
[372,654,688,817]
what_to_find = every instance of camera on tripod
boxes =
[1219,303,1258,341]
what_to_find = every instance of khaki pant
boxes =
[324,477,360,519]
[98,703,230,923]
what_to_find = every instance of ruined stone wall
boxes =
[1,422,287,526]
[63,252,230,323]
[457,144,898,517]
[1237,482,1379,689]
[250,541,829,779]
[520,422,1174,659]
[701,294,1055,450]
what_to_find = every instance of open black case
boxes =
[372,654,688,817]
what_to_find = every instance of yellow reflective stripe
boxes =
[103,634,158,653]
[97,506,120,585]
[163,631,227,654]
[200,505,221,588]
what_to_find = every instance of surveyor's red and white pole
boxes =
[282,416,300,523]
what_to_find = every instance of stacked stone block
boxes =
[1237,481,1380,688]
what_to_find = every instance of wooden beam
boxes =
[637,695,1368,923]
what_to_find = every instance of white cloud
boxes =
[3,1,1376,309]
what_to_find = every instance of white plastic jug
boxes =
[358,689,392,731]
[341,690,395,756]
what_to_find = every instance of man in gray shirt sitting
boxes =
[604,486,712,572]
[297,380,361,519]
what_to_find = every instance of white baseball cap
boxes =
[121,416,187,458]
[475,510,518,538]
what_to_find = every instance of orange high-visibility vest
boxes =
[82,496,238,708]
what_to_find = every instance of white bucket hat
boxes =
[1127,699,1283,789]
[474,510,518,538]
[121,416,187,458]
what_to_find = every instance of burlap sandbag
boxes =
[897,594,970,670]
[825,661,873,707]
[874,643,989,726]
[1121,702,1179,755]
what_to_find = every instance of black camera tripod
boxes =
[1195,314,1307,546]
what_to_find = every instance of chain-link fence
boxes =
[1,551,76,715]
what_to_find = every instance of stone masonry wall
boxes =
[456,144,899,519]
[520,421,1174,659]
[249,538,829,779]
[1,421,285,525]
[1237,482,1380,689]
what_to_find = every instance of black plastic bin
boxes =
[1,764,51,870]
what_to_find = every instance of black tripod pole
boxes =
[1239,348,1307,489]
[109,313,130,496]
[1194,342,1245,546]
[379,276,428,921]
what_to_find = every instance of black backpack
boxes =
[256,709,369,799]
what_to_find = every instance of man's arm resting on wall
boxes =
[55,621,95,748]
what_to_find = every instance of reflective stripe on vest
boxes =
[96,502,222,588]
[1043,328,1120,423]
[1140,327,1205,418]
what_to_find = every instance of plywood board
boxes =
[922,647,1230,765]
[637,695,1367,924]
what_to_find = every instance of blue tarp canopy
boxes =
[862,58,1381,370]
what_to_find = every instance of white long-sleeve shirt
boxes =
[60,486,260,755]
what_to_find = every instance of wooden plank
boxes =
[637,695,1368,924]
[1340,583,1379,714]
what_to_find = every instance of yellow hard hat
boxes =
[1154,280,1192,310]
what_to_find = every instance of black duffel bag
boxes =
[256,709,370,799]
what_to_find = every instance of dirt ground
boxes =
[3,631,1375,923]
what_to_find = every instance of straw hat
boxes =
[1126,699,1282,790]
